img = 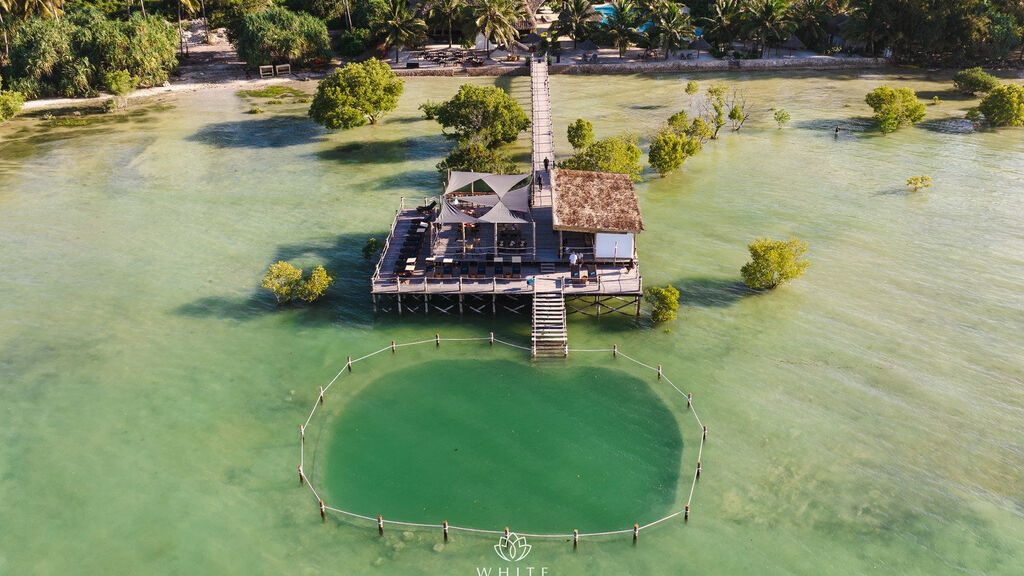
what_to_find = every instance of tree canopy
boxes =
[567,118,594,150]
[561,133,643,181]
[308,58,404,129]
[865,85,926,134]
[421,83,530,146]
[232,4,331,68]
[953,67,1000,95]
[741,237,810,290]
[436,141,518,175]
[645,284,680,323]
[977,83,1024,127]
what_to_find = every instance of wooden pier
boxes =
[371,58,645,353]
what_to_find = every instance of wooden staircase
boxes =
[532,292,567,358]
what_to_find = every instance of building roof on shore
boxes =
[552,169,644,234]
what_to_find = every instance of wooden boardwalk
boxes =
[370,59,643,326]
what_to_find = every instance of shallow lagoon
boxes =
[0,70,1022,575]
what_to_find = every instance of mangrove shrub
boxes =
[865,86,926,134]
[977,83,1024,127]
[421,83,530,146]
[436,142,518,175]
[645,284,680,324]
[308,58,404,129]
[741,237,810,290]
[561,134,643,181]
[567,118,594,150]
[261,261,334,304]
[952,67,999,95]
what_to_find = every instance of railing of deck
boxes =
[371,197,405,285]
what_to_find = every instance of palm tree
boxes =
[0,0,11,61]
[552,0,599,49]
[177,0,197,56]
[601,0,640,58]
[702,0,741,45]
[750,0,793,56]
[473,0,524,55]
[790,0,831,50]
[383,0,427,63]
[652,0,694,59]
[428,0,464,48]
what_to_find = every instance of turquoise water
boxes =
[0,70,1022,574]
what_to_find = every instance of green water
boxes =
[1,70,1022,575]
[322,358,684,533]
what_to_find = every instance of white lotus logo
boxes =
[494,532,532,562]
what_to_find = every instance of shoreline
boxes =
[20,56,897,112]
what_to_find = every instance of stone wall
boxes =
[392,56,890,78]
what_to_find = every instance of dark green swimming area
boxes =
[322,358,684,533]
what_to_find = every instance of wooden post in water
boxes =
[489,332,494,346]
[687,393,692,409]
[320,500,325,521]
[443,521,449,542]
[684,504,689,521]
[347,356,352,372]
[573,529,578,549]
[392,340,396,353]
[613,344,618,358]
[319,386,324,404]
[657,365,662,380]
[633,523,639,541]
[435,332,440,347]
[696,461,702,479]
[298,464,304,485]
[378,515,384,535]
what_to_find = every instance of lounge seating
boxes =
[416,201,437,214]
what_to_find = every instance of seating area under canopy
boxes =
[432,171,537,259]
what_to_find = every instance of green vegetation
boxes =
[952,67,1000,95]
[706,82,727,138]
[472,0,525,54]
[550,0,598,49]
[0,76,24,123]
[104,69,136,109]
[685,80,699,95]
[561,133,643,181]
[308,58,403,129]
[645,284,680,323]
[381,0,427,63]
[248,105,265,114]
[334,27,373,57]
[977,83,1024,126]
[741,237,810,290]
[237,86,305,99]
[647,110,710,177]
[261,261,334,304]
[231,4,331,68]
[931,96,941,105]
[0,10,176,99]
[773,108,791,128]
[865,86,926,134]
[906,175,933,193]
[362,237,382,260]
[421,83,529,146]
[436,141,517,175]
[567,118,594,150]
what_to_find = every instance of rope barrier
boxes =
[297,334,708,544]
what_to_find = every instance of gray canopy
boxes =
[477,202,529,224]
[435,199,479,224]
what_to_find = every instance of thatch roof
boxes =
[552,169,644,234]
[689,37,711,51]
[781,34,806,50]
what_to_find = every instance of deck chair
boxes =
[512,262,522,278]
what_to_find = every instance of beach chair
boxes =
[459,262,470,277]
[493,263,504,278]
[275,64,291,76]
[570,267,583,286]
[442,264,453,278]
[512,262,522,278]
[475,262,487,278]
[259,65,274,78]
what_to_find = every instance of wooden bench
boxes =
[275,64,291,76]
[258,65,274,78]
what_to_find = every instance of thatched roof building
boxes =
[552,169,644,234]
